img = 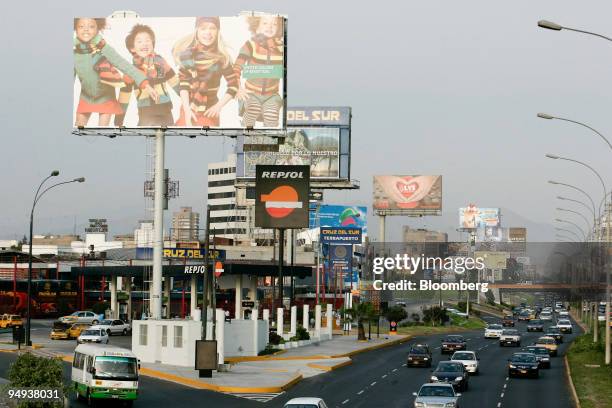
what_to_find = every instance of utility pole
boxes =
[202,206,211,340]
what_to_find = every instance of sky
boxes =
[2,0,612,242]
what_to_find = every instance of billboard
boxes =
[372,175,442,213]
[255,165,310,228]
[243,128,340,178]
[459,206,500,229]
[477,226,507,242]
[475,251,509,269]
[509,227,527,242]
[73,15,286,129]
[320,227,362,244]
[236,106,351,181]
[309,205,367,234]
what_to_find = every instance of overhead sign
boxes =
[310,204,367,235]
[73,15,286,130]
[320,227,362,244]
[373,175,442,215]
[255,165,310,228]
[459,206,500,229]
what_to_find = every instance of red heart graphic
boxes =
[396,180,419,199]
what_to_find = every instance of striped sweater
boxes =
[177,44,239,113]
[233,36,284,96]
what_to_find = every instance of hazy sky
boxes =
[2,0,612,242]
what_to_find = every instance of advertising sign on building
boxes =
[136,247,226,260]
[86,218,108,233]
[320,227,362,244]
[73,15,286,130]
[373,175,442,215]
[509,227,527,242]
[255,165,310,228]
[475,251,509,269]
[459,205,500,229]
[309,205,367,235]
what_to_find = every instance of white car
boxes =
[484,324,504,339]
[451,350,479,374]
[59,311,103,325]
[540,312,553,321]
[556,319,573,334]
[284,397,329,408]
[558,309,569,317]
[90,319,131,336]
[77,328,109,344]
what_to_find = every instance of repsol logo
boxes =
[261,171,304,179]
[184,265,207,274]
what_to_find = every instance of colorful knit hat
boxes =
[195,17,220,29]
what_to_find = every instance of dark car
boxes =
[508,352,540,378]
[544,327,564,343]
[526,319,544,332]
[502,315,515,327]
[441,335,467,354]
[523,346,551,368]
[407,344,432,367]
[430,361,469,391]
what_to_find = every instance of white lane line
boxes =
[357,390,364,395]
[370,382,377,386]
[392,368,398,372]
[497,403,502,408]
[505,377,509,381]
[503,384,507,389]
[402,363,407,366]
[501,393,505,398]
[382,374,387,379]
[342,399,350,405]
[435,346,441,349]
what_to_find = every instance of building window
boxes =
[208,191,235,200]
[209,204,236,211]
[139,324,148,346]
[174,326,183,348]
[161,325,167,347]
[207,179,235,187]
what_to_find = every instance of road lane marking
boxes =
[501,393,505,398]
[503,384,507,389]
[402,364,407,366]
[357,390,364,395]
[505,377,509,381]
[370,382,377,386]
[497,403,501,408]
[382,374,387,378]
[392,368,398,372]
[342,399,349,404]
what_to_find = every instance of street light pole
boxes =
[556,208,593,239]
[26,174,85,346]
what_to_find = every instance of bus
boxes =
[72,344,139,406]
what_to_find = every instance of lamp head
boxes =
[545,154,560,160]
[74,177,86,183]
[51,170,60,177]
[538,20,563,31]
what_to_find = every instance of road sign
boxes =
[242,301,255,308]
[214,261,224,278]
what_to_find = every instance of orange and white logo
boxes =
[260,185,303,218]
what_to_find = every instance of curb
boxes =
[331,335,412,358]
[307,359,352,372]
[138,366,303,393]
[569,311,588,333]
[564,355,581,408]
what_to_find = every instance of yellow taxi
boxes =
[6,315,23,328]
[68,323,90,339]
[50,322,72,340]
[0,315,9,328]
[535,336,558,356]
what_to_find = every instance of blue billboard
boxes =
[309,204,367,235]
[320,227,362,244]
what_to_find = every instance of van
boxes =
[72,344,139,406]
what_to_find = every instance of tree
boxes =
[341,301,375,341]
[384,306,408,324]
[8,353,67,407]
[422,306,449,326]
[485,289,496,305]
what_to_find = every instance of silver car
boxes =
[413,383,461,408]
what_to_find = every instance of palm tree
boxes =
[341,301,375,341]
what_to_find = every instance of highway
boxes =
[0,315,580,408]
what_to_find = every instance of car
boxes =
[544,327,564,343]
[556,319,573,334]
[59,311,102,325]
[77,328,109,344]
[499,329,521,347]
[535,336,558,356]
[50,321,72,340]
[412,383,461,408]
[523,346,551,369]
[447,308,468,317]
[407,344,433,367]
[558,309,569,317]
[283,397,329,408]
[90,319,131,336]
[540,311,553,321]
[396,301,407,307]
[508,352,540,378]
[526,319,544,332]
[484,324,504,339]
[430,361,469,391]
[5,315,23,328]
[502,315,515,327]
[518,311,531,321]
[441,335,467,354]
[68,323,91,339]
[450,351,479,375]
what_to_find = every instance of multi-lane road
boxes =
[0,315,580,408]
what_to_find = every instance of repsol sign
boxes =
[260,171,305,179]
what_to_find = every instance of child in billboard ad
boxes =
[72,15,286,129]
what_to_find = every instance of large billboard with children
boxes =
[73,15,286,129]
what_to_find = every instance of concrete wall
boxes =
[132,319,202,367]
[224,319,268,357]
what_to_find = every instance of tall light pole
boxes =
[549,181,598,238]
[26,174,85,346]
[555,227,583,243]
[556,207,592,237]
[555,219,587,241]
[538,21,612,45]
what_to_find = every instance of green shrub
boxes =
[295,325,310,341]
[258,346,280,356]
[268,331,282,345]
[8,352,67,407]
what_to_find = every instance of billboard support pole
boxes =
[202,205,211,341]
[278,228,285,309]
[151,128,165,320]
[379,214,386,249]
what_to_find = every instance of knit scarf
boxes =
[74,34,124,87]
[133,54,162,79]
[73,34,106,54]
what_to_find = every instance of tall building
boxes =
[171,207,200,242]
[135,221,154,248]
[403,227,448,243]
[207,154,249,240]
